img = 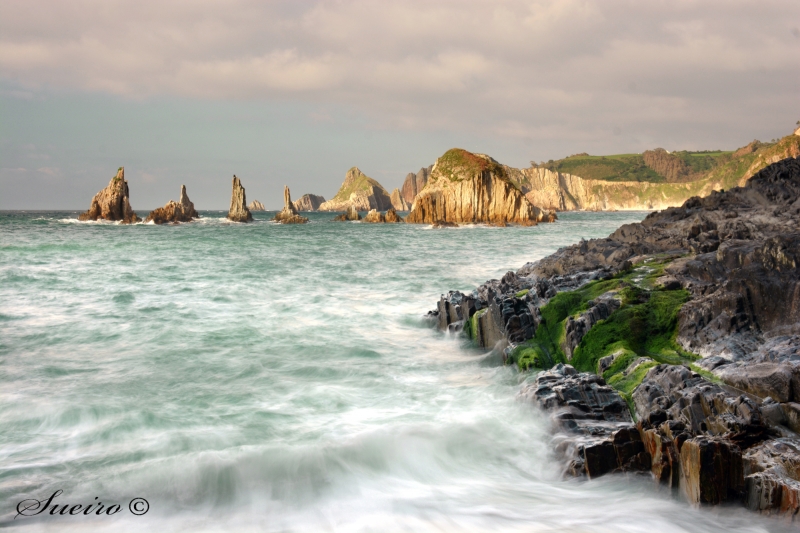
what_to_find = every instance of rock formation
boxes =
[78,167,140,223]
[248,200,266,211]
[390,188,410,211]
[145,185,200,224]
[405,149,556,225]
[384,208,403,223]
[273,186,308,224]
[361,208,404,223]
[293,194,326,212]
[429,157,800,517]
[318,168,393,212]
[400,166,431,205]
[227,175,252,223]
[332,205,361,221]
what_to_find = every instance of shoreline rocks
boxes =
[273,186,309,224]
[227,175,253,223]
[333,205,362,221]
[145,185,199,224]
[78,167,140,224]
[362,208,404,223]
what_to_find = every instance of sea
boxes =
[0,210,788,532]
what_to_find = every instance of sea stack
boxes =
[406,149,555,226]
[273,186,309,224]
[248,200,266,211]
[78,167,141,224]
[145,185,200,224]
[333,205,361,221]
[293,194,326,212]
[227,175,253,222]
[390,188,410,211]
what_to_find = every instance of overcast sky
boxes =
[1,0,798,210]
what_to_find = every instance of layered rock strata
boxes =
[406,149,556,225]
[318,168,393,212]
[248,200,266,211]
[293,194,325,212]
[78,167,140,223]
[429,157,800,517]
[227,176,253,223]
[273,186,309,224]
[332,206,361,221]
[145,185,200,224]
[400,166,432,205]
[390,188,410,211]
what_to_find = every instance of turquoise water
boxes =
[0,211,786,532]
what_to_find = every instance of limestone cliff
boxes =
[293,194,325,212]
[318,168,393,212]
[390,188,410,211]
[78,167,140,223]
[145,185,200,224]
[273,186,308,224]
[405,149,555,225]
[248,200,266,211]
[400,166,431,205]
[227,176,253,223]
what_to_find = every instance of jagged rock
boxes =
[384,208,403,223]
[406,149,555,225]
[362,209,385,223]
[390,188,410,211]
[715,363,796,403]
[293,194,325,212]
[273,186,308,224]
[145,185,200,224]
[333,205,361,221]
[248,200,266,211]
[227,175,253,223]
[318,168,393,212]
[401,166,431,205]
[563,292,621,360]
[432,221,459,228]
[680,437,744,505]
[78,167,140,223]
[743,439,800,515]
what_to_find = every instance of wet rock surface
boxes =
[78,167,140,224]
[333,205,362,221]
[145,185,199,224]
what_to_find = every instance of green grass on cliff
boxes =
[435,148,506,183]
[331,168,387,202]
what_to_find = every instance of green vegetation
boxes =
[515,289,529,298]
[435,148,506,183]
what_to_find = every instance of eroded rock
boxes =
[273,186,309,224]
[78,167,140,223]
[145,185,200,224]
[227,175,253,223]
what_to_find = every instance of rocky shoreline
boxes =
[429,157,800,518]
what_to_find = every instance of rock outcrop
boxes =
[273,186,308,224]
[145,185,200,224]
[332,205,361,221]
[78,167,140,223]
[227,175,253,223]
[390,188,410,211]
[362,208,404,223]
[400,166,431,205]
[248,200,266,211]
[405,149,556,225]
[318,168,393,212]
[293,194,325,212]
[429,157,800,518]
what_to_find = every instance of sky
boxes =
[1,0,798,210]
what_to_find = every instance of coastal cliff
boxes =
[227,176,253,223]
[400,166,431,206]
[293,194,325,212]
[78,167,140,223]
[145,185,199,224]
[318,168,393,212]
[431,157,800,517]
[406,149,556,225]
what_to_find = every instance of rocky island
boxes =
[273,186,309,224]
[145,185,200,224]
[318,167,394,212]
[430,157,800,517]
[78,167,141,224]
[406,149,556,225]
[248,199,266,211]
[227,175,253,223]
[293,193,326,212]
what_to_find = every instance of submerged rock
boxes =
[78,167,140,223]
[248,199,266,211]
[293,193,325,212]
[145,185,200,224]
[406,149,555,225]
[227,175,253,223]
[333,205,361,221]
[273,186,309,224]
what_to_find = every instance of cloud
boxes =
[0,0,798,145]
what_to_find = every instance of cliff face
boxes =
[78,167,140,223]
[400,166,431,205]
[318,168,393,212]
[248,200,266,211]
[406,149,555,225]
[293,194,325,212]
[390,188,410,211]
[145,185,200,224]
[227,176,253,222]
[273,186,308,224]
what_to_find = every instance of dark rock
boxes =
[680,437,744,505]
